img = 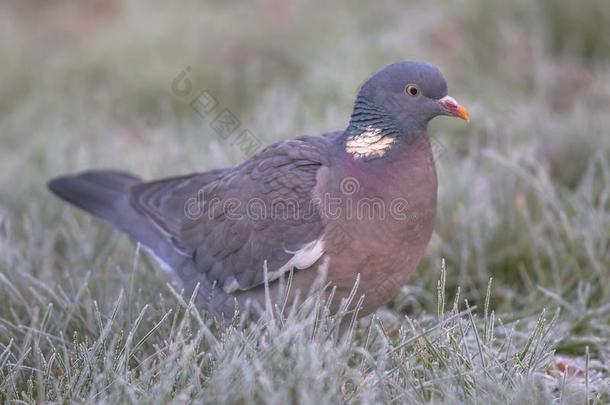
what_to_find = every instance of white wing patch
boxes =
[222,238,326,294]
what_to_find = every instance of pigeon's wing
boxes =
[129,134,335,293]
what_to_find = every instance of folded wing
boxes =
[129,135,333,293]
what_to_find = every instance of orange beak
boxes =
[438,95,470,122]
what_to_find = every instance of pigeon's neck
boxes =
[344,96,402,160]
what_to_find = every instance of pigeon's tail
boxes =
[48,170,232,315]
[48,170,141,225]
[48,170,187,271]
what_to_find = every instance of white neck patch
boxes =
[345,127,396,159]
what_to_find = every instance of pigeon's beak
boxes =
[438,95,470,122]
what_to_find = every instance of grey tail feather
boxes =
[48,170,141,224]
[48,170,189,270]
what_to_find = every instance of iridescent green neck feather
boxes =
[344,96,400,159]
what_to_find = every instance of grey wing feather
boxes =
[129,134,335,293]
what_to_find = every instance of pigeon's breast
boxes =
[322,134,438,314]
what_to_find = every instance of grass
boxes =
[0,0,609,402]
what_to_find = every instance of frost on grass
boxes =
[0,254,607,403]
[1,0,610,403]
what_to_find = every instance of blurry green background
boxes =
[1,0,610,402]
[1,0,609,355]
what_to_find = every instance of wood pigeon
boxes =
[49,61,469,320]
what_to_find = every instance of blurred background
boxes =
[1,0,609,347]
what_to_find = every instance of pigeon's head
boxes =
[349,61,469,135]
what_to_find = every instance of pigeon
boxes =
[49,61,469,321]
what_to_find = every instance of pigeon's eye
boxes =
[405,84,420,97]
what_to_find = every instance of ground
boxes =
[0,0,609,403]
